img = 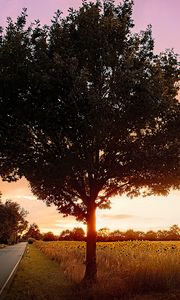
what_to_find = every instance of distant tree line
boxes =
[24,223,180,242]
[96,225,180,242]
[0,194,28,244]
[23,224,85,242]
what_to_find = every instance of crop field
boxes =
[35,240,180,299]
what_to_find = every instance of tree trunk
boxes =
[84,203,97,283]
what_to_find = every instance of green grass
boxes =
[5,244,77,300]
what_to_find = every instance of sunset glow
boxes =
[0,0,179,235]
[0,177,179,234]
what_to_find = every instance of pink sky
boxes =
[1,0,180,54]
[0,1,179,234]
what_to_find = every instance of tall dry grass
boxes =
[35,240,180,298]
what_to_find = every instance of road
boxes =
[0,242,27,295]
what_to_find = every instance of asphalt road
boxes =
[0,242,27,293]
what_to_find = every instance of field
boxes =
[35,240,180,299]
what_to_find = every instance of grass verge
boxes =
[5,242,180,300]
[4,244,77,300]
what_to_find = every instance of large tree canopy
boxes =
[0,0,179,281]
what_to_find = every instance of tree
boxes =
[144,230,157,241]
[59,227,85,240]
[97,227,110,241]
[109,230,125,241]
[157,229,169,241]
[59,229,72,240]
[0,0,179,281]
[0,199,28,244]
[24,223,42,240]
[124,229,138,241]
[43,231,57,241]
[135,231,145,241]
[71,227,85,241]
[167,224,180,240]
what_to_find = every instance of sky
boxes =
[0,0,180,234]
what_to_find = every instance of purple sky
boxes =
[1,0,180,54]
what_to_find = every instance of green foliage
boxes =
[0,0,179,222]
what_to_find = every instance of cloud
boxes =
[13,195,37,201]
[101,214,164,222]
[55,217,84,230]
[101,214,135,220]
[0,177,31,199]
